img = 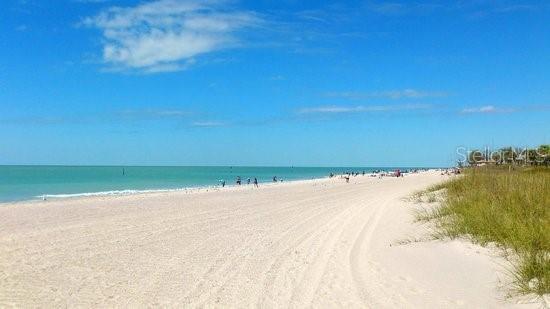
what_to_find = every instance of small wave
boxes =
[35,187,210,200]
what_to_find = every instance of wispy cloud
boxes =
[324,89,448,100]
[366,2,443,16]
[298,103,431,114]
[83,0,261,73]
[191,121,226,127]
[460,105,515,114]
[364,1,548,17]
[1,108,193,125]
[116,108,191,120]
[460,104,550,114]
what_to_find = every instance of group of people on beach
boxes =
[329,170,368,183]
[219,175,286,188]
[328,169,432,183]
[329,171,367,178]
[219,168,434,188]
[220,176,259,187]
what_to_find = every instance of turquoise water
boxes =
[0,166,406,203]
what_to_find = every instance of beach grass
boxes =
[417,166,550,297]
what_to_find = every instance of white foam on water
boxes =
[35,187,210,200]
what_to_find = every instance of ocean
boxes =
[0,165,409,203]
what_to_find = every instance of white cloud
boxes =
[298,104,431,114]
[117,109,191,120]
[192,121,226,127]
[84,0,260,73]
[461,105,515,114]
[366,2,444,16]
[325,89,447,99]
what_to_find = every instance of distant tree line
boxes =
[467,144,550,166]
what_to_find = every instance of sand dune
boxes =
[0,172,537,307]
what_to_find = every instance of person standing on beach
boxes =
[254,177,258,187]
[247,177,251,185]
[236,176,241,185]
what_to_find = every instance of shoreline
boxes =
[0,169,428,206]
[0,175,332,206]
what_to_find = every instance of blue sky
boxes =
[1,0,549,167]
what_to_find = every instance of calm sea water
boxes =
[0,166,409,203]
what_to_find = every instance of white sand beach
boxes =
[0,172,538,308]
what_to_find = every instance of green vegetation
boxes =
[418,166,550,297]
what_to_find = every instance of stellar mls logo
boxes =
[455,146,548,165]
